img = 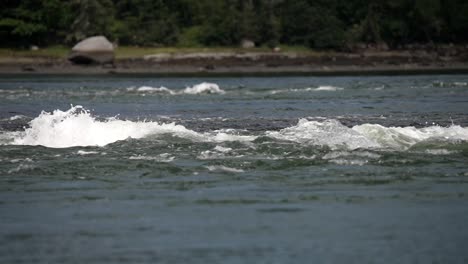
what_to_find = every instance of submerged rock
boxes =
[68,36,114,64]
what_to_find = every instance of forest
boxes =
[1,0,468,50]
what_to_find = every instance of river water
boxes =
[1,74,467,263]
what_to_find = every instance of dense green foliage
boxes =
[1,0,467,49]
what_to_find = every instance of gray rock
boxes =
[68,36,114,64]
[241,39,255,49]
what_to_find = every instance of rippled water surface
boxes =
[1,75,468,263]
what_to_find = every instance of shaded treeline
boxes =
[1,0,467,49]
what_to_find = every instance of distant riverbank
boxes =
[1,47,467,75]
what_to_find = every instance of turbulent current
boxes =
[2,105,467,151]
[1,75,468,263]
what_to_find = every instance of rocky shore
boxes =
[1,48,467,76]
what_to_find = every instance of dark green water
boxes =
[1,75,468,263]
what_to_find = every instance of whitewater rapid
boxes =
[1,106,254,148]
[1,106,467,150]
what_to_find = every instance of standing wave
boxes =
[267,119,468,150]
[2,106,254,148]
[2,108,467,150]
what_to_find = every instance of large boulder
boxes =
[68,36,114,64]
[241,39,255,49]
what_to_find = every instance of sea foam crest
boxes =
[268,119,468,150]
[182,82,226,94]
[128,82,225,95]
[7,106,254,148]
[353,123,468,149]
[267,119,379,150]
[132,86,176,94]
[271,85,343,94]
[312,85,344,91]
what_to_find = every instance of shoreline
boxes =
[1,50,467,76]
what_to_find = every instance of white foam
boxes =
[313,86,344,91]
[8,163,35,174]
[9,115,27,121]
[424,149,457,155]
[129,153,174,162]
[4,106,255,148]
[182,82,225,94]
[8,158,34,174]
[267,119,379,150]
[352,124,468,150]
[206,165,244,173]
[77,150,99,155]
[211,132,256,142]
[268,119,468,151]
[198,149,228,160]
[270,86,343,94]
[329,159,367,166]
[197,146,242,160]
[10,158,33,163]
[323,151,381,160]
[128,82,225,95]
[136,86,176,94]
[214,146,232,153]
[323,151,380,166]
